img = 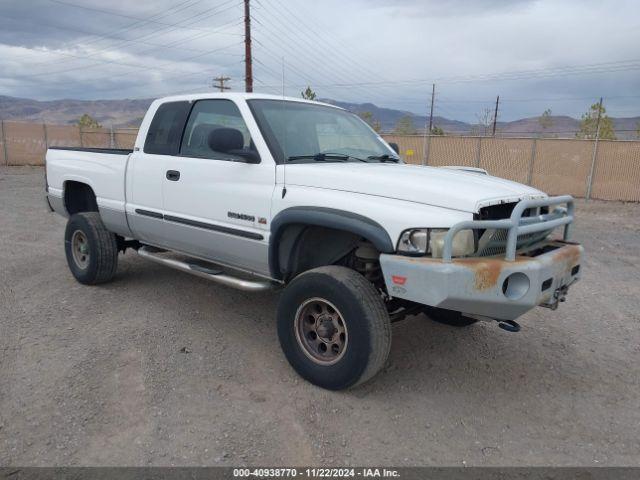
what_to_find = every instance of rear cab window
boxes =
[143,101,192,155]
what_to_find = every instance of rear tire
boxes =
[64,212,118,285]
[277,266,391,390]
[424,306,478,327]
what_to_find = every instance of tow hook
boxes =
[498,320,521,332]
[541,285,570,311]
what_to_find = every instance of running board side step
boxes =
[137,246,274,292]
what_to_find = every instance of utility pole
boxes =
[422,83,435,166]
[212,76,231,92]
[492,95,499,136]
[244,0,253,93]
[428,83,435,134]
[586,97,603,200]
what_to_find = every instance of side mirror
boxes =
[389,142,400,154]
[230,150,261,164]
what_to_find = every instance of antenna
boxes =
[281,56,287,198]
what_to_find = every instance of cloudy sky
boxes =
[1,0,639,121]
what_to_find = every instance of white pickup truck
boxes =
[46,92,583,390]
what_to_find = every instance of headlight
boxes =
[397,228,475,258]
[397,229,429,255]
[429,229,475,258]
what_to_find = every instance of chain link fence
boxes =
[0,121,638,202]
[0,121,138,166]
[382,134,640,202]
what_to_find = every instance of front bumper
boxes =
[380,241,583,321]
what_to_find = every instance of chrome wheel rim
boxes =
[294,297,348,365]
[71,230,90,269]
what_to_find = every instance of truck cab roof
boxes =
[153,91,342,110]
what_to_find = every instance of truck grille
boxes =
[475,202,551,257]
[477,202,548,221]
[476,229,550,257]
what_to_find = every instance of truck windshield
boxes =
[248,99,401,164]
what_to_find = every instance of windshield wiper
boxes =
[286,153,348,162]
[367,154,400,163]
[286,153,367,163]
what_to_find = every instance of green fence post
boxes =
[1,120,8,166]
[527,137,537,186]
[475,136,482,167]
[586,137,600,200]
[42,122,49,166]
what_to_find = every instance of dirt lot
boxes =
[1,166,639,467]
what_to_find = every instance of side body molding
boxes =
[269,206,395,280]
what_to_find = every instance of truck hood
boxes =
[284,163,546,213]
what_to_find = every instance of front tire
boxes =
[277,266,391,390]
[64,212,118,285]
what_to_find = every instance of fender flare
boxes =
[269,206,395,280]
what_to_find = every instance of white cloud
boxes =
[0,0,638,120]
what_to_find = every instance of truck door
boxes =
[161,98,275,276]
[126,100,192,247]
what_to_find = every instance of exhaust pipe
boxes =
[466,313,522,332]
[497,320,521,332]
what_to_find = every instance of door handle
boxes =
[166,170,180,181]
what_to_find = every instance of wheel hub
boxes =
[71,230,90,270]
[316,316,337,341]
[294,298,348,365]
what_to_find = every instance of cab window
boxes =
[180,100,255,161]
[143,101,191,155]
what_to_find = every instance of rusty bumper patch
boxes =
[379,241,584,321]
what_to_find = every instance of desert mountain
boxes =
[1,95,638,139]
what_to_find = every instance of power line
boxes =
[255,58,640,89]
[13,1,245,81]
[99,34,244,83]
[2,14,243,60]
[27,1,243,71]
[39,68,214,98]
[250,24,390,102]
[249,5,399,101]
[34,0,224,67]
[440,94,640,103]
[258,0,393,87]
[253,57,286,83]
[21,0,242,77]
[258,0,640,98]
[48,0,242,36]
[7,0,205,62]
[23,41,243,79]
[12,20,244,77]
[250,32,349,97]
[251,36,313,81]
[249,4,386,96]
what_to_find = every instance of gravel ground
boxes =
[1,166,639,467]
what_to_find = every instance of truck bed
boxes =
[45,146,131,220]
